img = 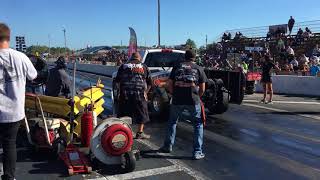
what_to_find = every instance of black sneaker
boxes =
[158,146,172,153]
[135,132,151,139]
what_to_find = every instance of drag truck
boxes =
[112,49,245,119]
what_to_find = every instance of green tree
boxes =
[185,39,197,49]
[26,45,71,57]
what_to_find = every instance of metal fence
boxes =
[215,20,320,42]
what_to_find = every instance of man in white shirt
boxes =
[286,46,295,56]
[0,23,37,180]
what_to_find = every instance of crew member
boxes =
[260,55,280,104]
[114,52,152,139]
[160,50,207,160]
[45,56,71,97]
[0,23,37,180]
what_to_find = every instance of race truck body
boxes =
[112,49,245,119]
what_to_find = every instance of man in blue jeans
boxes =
[160,49,207,160]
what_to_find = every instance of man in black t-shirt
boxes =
[160,50,207,160]
[114,52,152,139]
[45,56,71,98]
[260,55,280,104]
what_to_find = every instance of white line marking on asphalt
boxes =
[243,99,320,105]
[135,139,211,180]
[240,129,261,138]
[243,103,320,121]
[106,165,181,180]
[178,122,320,180]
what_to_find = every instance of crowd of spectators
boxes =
[222,32,244,42]
[99,50,128,66]
[213,16,320,76]
[78,49,128,66]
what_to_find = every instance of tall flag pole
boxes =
[128,27,138,58]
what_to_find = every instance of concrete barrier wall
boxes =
[256,75,320,96]
[57,63,320,96]
[67,63,118,77]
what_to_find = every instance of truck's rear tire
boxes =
[246,81,255,95]
[149,93,169,121]
[209,92,229,114]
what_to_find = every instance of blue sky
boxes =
[1,0,320,49]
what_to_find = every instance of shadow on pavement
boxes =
[140,150,193,160]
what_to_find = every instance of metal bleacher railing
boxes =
[215,20,320,42]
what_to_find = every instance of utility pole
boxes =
[62,28,67,57]
[206,34,208,50]
[157,0,161,47]
[48,34,51,56]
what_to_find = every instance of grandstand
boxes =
[217,20,320,58]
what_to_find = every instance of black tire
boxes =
[245,81,255,95]
[149,89,169,121]
[213,92,229,114]
[122,151,136,173]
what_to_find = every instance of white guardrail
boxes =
[255,75,320,96]
[50,63,320,97]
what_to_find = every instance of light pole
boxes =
[206,34,208,50]
[157,0,161,47]
[48,34,51,56]
[62,28,67,57]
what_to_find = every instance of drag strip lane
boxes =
[243,103,320,121]
[178,122,320,180]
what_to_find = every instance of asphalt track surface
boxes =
[3,71,320,180]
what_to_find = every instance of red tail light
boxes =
[161,49,173,53]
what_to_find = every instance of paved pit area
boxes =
[4,73,320,180]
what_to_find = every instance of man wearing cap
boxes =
[160,49,207,160]
[45,56,71,97]
[114,52,152,139]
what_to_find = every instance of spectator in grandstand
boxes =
[303,27,312,38]
[227,32,232,40]
[310,60,320,76]
[312,44,320,56]
[296,28,303,43]
[290,57,299,72]
[286,45,294,56]
[283,64,291,72]
[222,33,228,41]
[288,16,295,35]
[266,31,272,41]
[297,28,303,36]
[286,46,294,63]
[234,32,239,40]
[238,32,243,37]
[310,55,320,65]
[260,55,280,104]
[305,27,312,34]
[277,38,285,51]
[299,54,309,65]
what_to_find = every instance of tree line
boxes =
[26,45,71,56]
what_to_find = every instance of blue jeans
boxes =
[163,104,204,155]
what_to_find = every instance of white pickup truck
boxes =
[112,49,243,119]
